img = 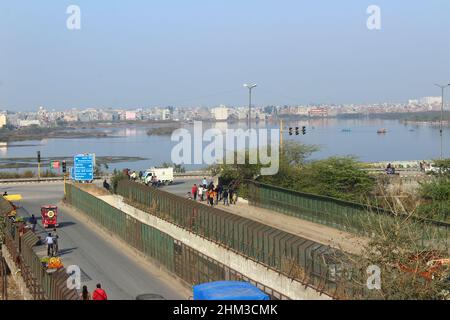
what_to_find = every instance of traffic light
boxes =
[295,127,299,135]
[302,126,306,135]
[62,160,67,173]
[288,127,293,135]
[37,151,41,163]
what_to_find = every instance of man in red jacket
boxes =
[92,283,108,300]
[191,184,198,201]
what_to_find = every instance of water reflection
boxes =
[0,142,7,156]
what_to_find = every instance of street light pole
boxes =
[244,84,257,130]
[435,83,450,160]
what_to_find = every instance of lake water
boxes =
[1,118,449,172]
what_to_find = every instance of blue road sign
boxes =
[73,154,95,181]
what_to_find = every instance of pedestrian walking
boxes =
[198,185,204,201]
[81,285,91,300]
[217,183,223,201]
[45,233,54,256]
[191,184,198,201]
[222,189,229,206]
[209,190,216,206]
[214,186,219,205]
[103,179,110,191]
[92,283,108,300]
[202,177,208,187]
[29,214,37,233]
[52,228,59,256]
[233,191,238,204]
[228,188,234,205]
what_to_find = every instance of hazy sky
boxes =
[1,0,449,110]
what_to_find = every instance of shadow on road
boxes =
[57,247,78,256]
[58,221,76,228]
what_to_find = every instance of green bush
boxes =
[110,169,128,193]
[417,177,450,221]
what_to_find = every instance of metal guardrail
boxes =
[0,255,7,300]
[0,171,208,184]
[64,183,289,299]
[0,176,108,184]
[113,180,368,299]
[245,180,449,250]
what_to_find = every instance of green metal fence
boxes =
[65,183,290,299]
[115,180,362,298]
[246,180,449,250]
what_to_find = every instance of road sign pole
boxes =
[37,151,41,180]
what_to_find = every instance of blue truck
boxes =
[193,281,270,300]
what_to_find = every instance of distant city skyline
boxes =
[1,1,449,111]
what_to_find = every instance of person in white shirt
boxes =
[45,233,54,256]
[198,185,204,201]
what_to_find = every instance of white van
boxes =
[424,163,449,174]
[142,167,174,185]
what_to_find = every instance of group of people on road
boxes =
[80,283,108,300]
[123,168,143,182]
[188,178,239,207]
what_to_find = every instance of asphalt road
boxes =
[2,182,189,300]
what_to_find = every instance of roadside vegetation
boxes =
[211,141,450,223]
[110,169,129,193]
[415,159,450,222]
[211,141,376,203]
[345,214,449,300]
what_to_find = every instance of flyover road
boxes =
[1,182,189,300]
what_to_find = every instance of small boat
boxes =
[377,128,387,134]
[341,128,352,132]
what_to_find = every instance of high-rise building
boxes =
[211,106,228,121]
[419,96,441,105]
[0,113,7,128]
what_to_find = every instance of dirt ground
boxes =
[71,182,110,196]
